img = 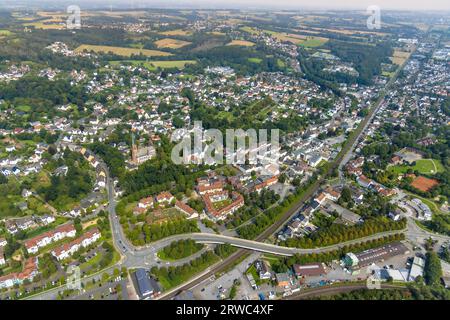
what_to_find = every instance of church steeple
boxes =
[131,132,138,165]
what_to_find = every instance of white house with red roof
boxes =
[24,223,76,254]
[52,228,101,261]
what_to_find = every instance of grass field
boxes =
[24,19,65,30]
[17,105,32,112]
[240,26,327,47]
[110,60,196,70]
[276,59,286,68]
[208,31,226,36]
[0,30,12,36]
[226,39,255,47]
[75,45,172,57]
[389,159,444,175]
[390,50,410,65]
[298,37,329,47]
[159,29,192,36]
[248,57,263,63]
[154,38,191,49]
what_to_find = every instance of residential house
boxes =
[51,228,101,261]
[24,223,76,254]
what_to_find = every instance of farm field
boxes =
[75,45,172,57]
[154,38,191,49]
[110,60,196,70]
[159,29,192,36]
[389,159,444,175]
[390,50,411,65]
[24,20,65,30]
[227,39,255,47]
[248,57,263,63]
[240,26,327,47]
[0,30,12,36]
[298,37,329,47]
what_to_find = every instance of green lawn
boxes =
[389,159,444,175]
[156,243,203,261]
[298,38,328,47]
[276,59,286,68]
[0,30,12,36]
[212,199,233,210]
[79,251,103,270]
[17,105,32,112]
[248,57,263,64]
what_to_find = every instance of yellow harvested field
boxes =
[390,50,410,65]
[154,38,191,49]
[159,29,192,36]
[209,31,226,36]
[75,45,172,57]
[305,26,388,36]
[24,18,65,30]
[226,40,255,47]
[241,27,327,47]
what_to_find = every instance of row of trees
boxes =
[125,219,199,246]
[281,217,406,248]
[271,234,405,274]
[150,251,219,289]
[424,251,443,287]
[159,239,203,260]
[314,288,412,300]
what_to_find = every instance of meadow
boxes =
[388,159,444,175]
[227,39,255,47]
[75,45,172,57]
[154,38,192,49]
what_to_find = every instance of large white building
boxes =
[24,223,76,254]
[52,228,101,261]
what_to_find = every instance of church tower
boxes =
[131,132,138,165]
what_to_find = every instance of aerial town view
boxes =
[0,0,449,308]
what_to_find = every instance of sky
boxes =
[3,0,450,11]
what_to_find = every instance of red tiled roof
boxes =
[52,228,100,257]
[24,223,75,249]
[175,201,197,216]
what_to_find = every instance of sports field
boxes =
[410,176,440,193]
[75,45,172,57]
[389,159,444,175]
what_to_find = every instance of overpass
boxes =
[139,230,408,258]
